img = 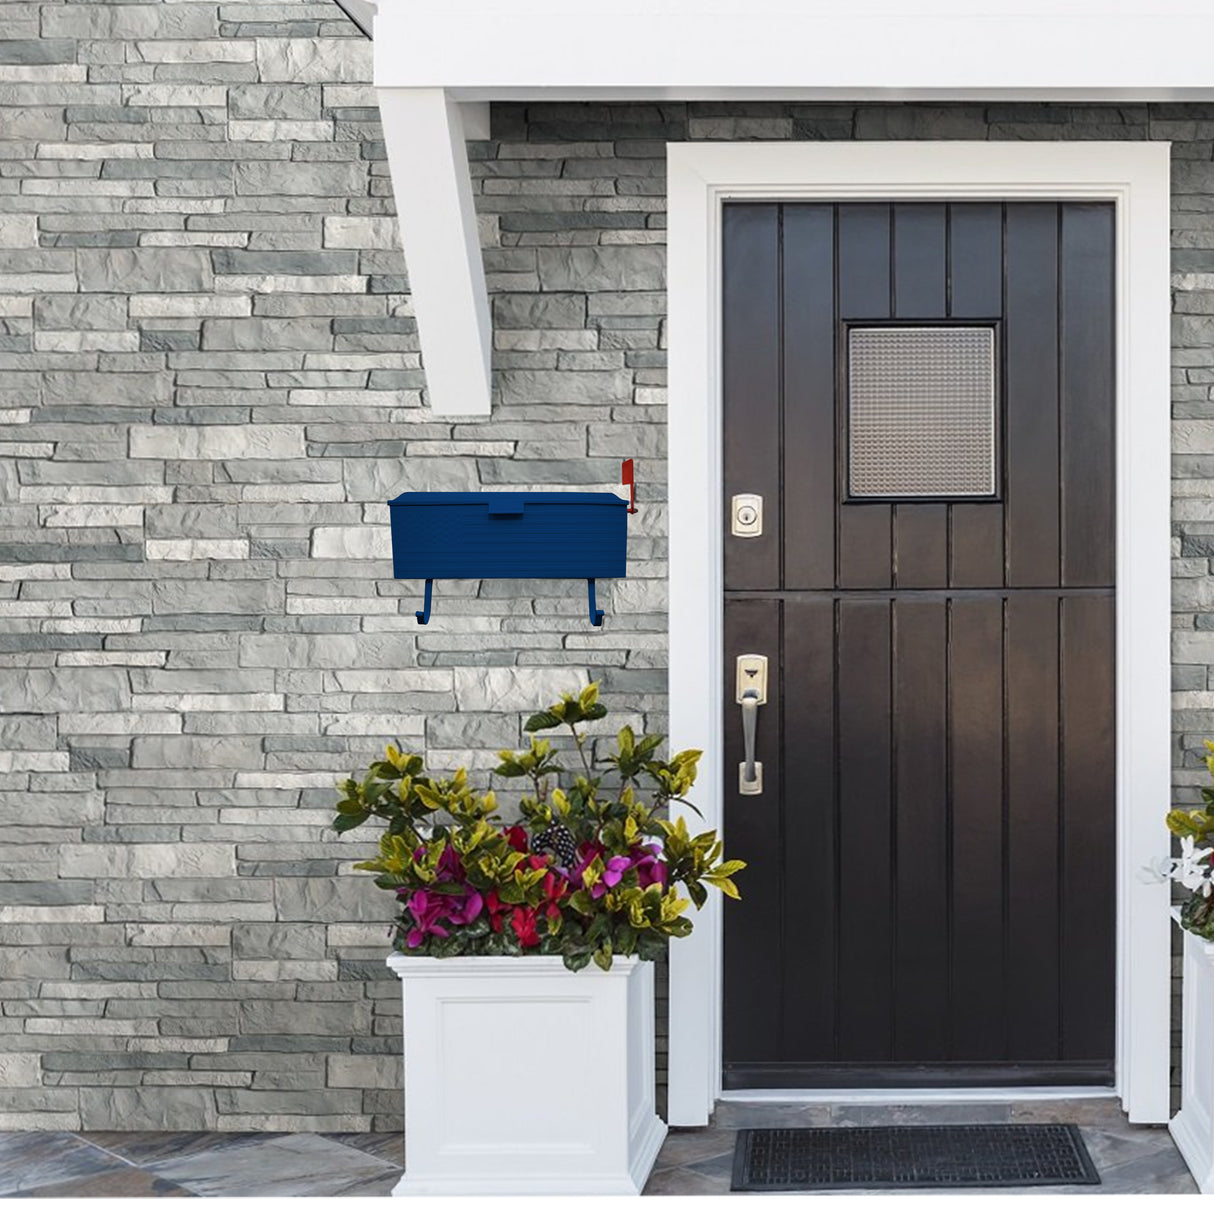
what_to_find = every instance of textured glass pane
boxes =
[848,327,997,498]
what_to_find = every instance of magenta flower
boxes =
[631,844,668,890]
[435,844,466,883]
[448,888,484,925]
[568,842,603,891]
[579,852,632,899]
[567,841,669,898]
[402,883,484,948]
[405,888,451,947]
[600,855,631,889]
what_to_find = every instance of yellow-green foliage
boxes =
[331,682,746,971]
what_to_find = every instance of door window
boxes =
[847,324,998,499]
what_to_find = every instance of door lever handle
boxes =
[740,689,762,794]
[736,653,767,796]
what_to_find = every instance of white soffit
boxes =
[375,0,1214,99]
[371,0,1207,416]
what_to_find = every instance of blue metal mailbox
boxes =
[387,491,629,626]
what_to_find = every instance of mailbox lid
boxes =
[388,492,627,507]
[388,491,628,579]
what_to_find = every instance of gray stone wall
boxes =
[0,0,1201,1129]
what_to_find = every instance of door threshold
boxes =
[719,1086,1117,1105]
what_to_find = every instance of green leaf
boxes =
[593,939,613,971]
[414,784,445,810]
[524,710,563,733]
[587,912,611,942]
[712,859,747,879]
[332,810,370,834]
[703,874,741,899]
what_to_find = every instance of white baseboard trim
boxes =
[720,1086,1118,1105]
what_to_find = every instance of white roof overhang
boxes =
[359,0,1214,415]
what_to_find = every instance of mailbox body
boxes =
[388,492,628,580]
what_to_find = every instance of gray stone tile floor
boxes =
[0,1097,1197,1196]
[647,1097,1199,1196]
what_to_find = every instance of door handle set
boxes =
[736,653,767,796]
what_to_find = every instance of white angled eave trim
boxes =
[377,88,492,416]
[332,0,376,39]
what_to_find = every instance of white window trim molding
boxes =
[666,140,1173,1128]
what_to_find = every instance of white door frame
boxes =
[666,141,1173,1127]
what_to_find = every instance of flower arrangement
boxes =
[1166,741,1214,940]
[332,683,745,971]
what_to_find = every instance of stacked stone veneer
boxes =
[0,2,1204,1130]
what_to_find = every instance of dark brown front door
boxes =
[721,201,1116,1088]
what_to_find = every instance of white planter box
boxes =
[385,952,667,1195]
[1170,925,1214,1194]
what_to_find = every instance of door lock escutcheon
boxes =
[736,654,767,796]
[731,493,763,537]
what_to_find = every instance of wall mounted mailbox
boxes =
[388,485,630,627]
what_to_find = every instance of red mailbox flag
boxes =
[621,459,637,514]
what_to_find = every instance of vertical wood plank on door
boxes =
[896,504,949,589]
[723,204,781,591]
[1005,204,1061,588]
[838,204,893,590]
[949,598,1006,1061]
[838,506,894,589]
[893,598,949,1060]
[839,203,892,318]
[1060,203,1116,589]
[836,599,893,1061]
[1005,595,1062,1061]
[948,203,1006,589]
[950,504,1005,589]
[892,204,949,590]
[782,598,837,1062]
[948,203,1003,319]
[783,204,837,590]
[722,597,783,1067]
[894,203,947,319]
[1060,594,1117,1060]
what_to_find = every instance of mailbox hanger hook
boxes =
[416,579,433,625]
[587,579,604,627]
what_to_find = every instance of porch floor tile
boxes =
[0,1098,1197,1196]
[644,1097,1198,1195]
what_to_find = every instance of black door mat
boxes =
[731,1124,1101,1191]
